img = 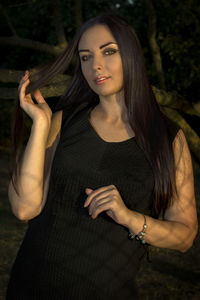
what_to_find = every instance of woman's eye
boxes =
[104,49,118,55]
[80,49,118,62]
[80,55,89,62]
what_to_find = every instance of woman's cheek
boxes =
[81,67,91,84]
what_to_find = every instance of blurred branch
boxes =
[145,0,166,90]
[7,2,34,8]
[50,0,67,47]
[0,69,71,99]
[0,81,70,99]
[0,2,67,55]
[0,3,17,36]
[1,69,199,161]
[1,69,199,117]
[0,69,69,83]
[0,69,23,83]
[152,86,200,117]
[0,36,64,56]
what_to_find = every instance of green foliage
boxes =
[154,0,200,100]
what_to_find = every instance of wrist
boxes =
[121,208,135,228]
[129,215,147,244]
[32,120,50,135]
[31,121,50,146]
[32,118,51,131]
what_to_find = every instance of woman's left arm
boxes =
[124,129,198,252]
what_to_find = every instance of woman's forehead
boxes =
[78,25,117,50]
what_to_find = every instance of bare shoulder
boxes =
[46,110,63,148]
[172,129,191,168]
[172,129,193,192]
[173,128,187,150]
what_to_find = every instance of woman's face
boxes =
[78,25,123,98]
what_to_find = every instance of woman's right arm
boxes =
[8,121,50,221]
[8,71,61,221]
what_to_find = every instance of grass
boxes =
[0,151,199,300]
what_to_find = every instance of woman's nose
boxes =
[92,55,103,71]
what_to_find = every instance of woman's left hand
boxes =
[84,185,130,226]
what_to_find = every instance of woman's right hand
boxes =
[19,70,52,130]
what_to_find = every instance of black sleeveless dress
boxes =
[6,103,179,300]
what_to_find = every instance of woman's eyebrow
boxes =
[78,42,117,53]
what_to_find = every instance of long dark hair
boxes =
[12,13,179,217]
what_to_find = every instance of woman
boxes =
[7,13,198,299]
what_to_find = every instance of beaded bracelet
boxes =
[128,215,147,244]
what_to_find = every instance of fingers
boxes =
[84,185,115,207]
[19,71,31,102]
[18,71,45,105]
[90,199,113,219]
[33,89,45,103]
[19,71,29,89]
[18,70,29,91]
[88,196,111,217]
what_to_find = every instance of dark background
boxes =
[0,0,199,299]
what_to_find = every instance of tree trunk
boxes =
[0,36,63,56]
[50,0,68,47]
[145,0,166,90]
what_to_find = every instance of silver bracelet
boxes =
[128,215,147,244]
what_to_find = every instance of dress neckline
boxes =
[86,107,136,145]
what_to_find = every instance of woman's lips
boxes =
[94,76,110,85]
